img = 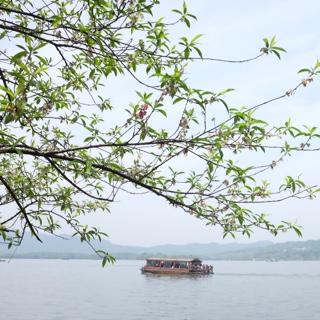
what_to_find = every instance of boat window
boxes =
[147,260,160,267]
[180,262,188,268]
[163,261,173,268]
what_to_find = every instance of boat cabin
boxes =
[141,257,213,274]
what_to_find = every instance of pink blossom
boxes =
[141,103,149,110]
[136,110,145,119]
[136,104,149,119]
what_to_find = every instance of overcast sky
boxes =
[62,0,320,247]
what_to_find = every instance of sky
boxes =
[3,0,320,248]
[79,0,320,247]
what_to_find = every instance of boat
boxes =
[140,257,213,274]
[265,258,278,262]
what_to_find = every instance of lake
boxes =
[1,260,320,319]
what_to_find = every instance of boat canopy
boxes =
[146,258,202,263]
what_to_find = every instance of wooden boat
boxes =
[141,257,213,274]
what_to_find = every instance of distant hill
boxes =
[0,232,272,255]
[0,232,319,260]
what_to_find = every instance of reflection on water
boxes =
[1,260,320,320]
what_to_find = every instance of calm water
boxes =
[1,260,320,319]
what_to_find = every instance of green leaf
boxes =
[184,47,190,59]
[1,229,6,241]
[84,136,94,142]
[194,47,203,59]
[187,14,197,20]
[52,16,62,27]
[4,114,14,124]
[183,1,187,14]
[238,215,244,225]
[0,85,14,98]
[156,109,167,117]
[271,46,287,53]
[271,50,281,60]
[173,97,184,104]
[292,226,302,237]
[16,61,30,75]
[11,51,27,63]
[34,42,48,51]
[270,35,276,47]
[184,17,191,28]
[171,9,182,15]
[218,147,224,159]
[297,69,311,74]
[262,38,269,47]
[34,66,48,75]
[191,34,203,43]
[85,160,92,173]
[219,99,229,112]
[217,88,235,96]
[0,31,7,40]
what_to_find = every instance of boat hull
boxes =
[141,267,213,275]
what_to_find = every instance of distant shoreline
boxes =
[1,236,320,261]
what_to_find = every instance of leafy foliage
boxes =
[0,0,319,265]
